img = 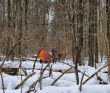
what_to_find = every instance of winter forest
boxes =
[0,0,110,93]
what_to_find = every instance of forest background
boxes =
[0,0,110,90]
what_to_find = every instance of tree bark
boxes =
[88,1,94,67]
[18,0,22,58]
[78,0,83,66]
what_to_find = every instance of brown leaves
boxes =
[54,3,64,12]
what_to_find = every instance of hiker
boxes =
[62,51,66,60]
[58,53,62,61]
[44,51,51,63]
[55,54,58,63]
[49,51,52,57]
[51,49,57,63]
[39,49,44,63]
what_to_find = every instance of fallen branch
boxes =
[83,65,108,85]
[51,67,72,86]
[26,77,47,93]
[21,67,27,76]
[97,76,107,84]
[59,61,89,77]
[52,69,75,73]
[79,71,85,91]
[0,71,5,93]
[15,72,35,89]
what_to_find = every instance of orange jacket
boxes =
[39,50,44,60]
[56,55,58,58]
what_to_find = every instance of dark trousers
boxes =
[44,61,48,64]
[53,59,55,63]
[40,60,42,63]
[53,58,57,63]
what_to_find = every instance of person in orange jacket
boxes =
[39,49,44,63]
[54,54,58,63]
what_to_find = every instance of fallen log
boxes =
[52,69,76,73]
[2,68,18,75]
[1,67,75,75]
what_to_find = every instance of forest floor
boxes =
[0,57,109,93]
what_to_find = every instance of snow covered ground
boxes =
[0,58,110,93]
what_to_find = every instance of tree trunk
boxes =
[88,1,94,67]
[6,0,11,60]
[18,0,22,58]
[94,0,98,69]
[106,0,110,81]
[78,0,83,66]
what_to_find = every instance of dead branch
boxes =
[26,63,50,92]
[16,60,27,76]
[26,77,47,93]
[15,72,35,89]
[0,71,5,93]
[59,61,89,77]
[51,67,72,86]
[39,58,45,90]
[79,71,85,91]
[20,70,23,93]
[16,63,21,76]
[97,76,107,84]
[21,67,27,76]
[83,65,108,85]
[49,64,53,77]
